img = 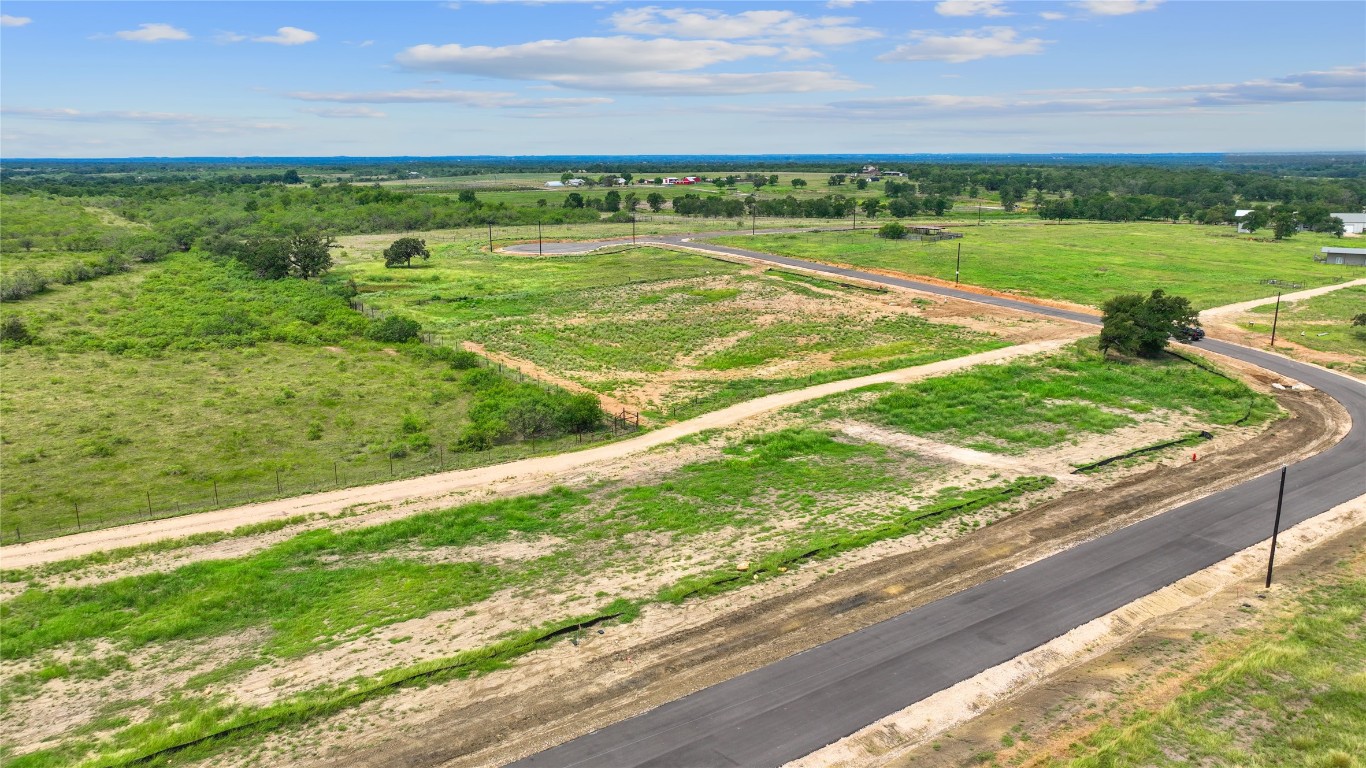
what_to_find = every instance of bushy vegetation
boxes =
[859,342,1276,453]
[455,369,604,451]
[0,253,597,532]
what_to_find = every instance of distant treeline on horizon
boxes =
[4,152,1365,172]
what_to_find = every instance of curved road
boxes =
[507,235,1365,767]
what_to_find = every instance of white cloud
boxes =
[1040,11,1068,20]
[825,0,869,7]
[115,23,191,42]
[0,106,287,134]
[253,26,318,45]
[935,1,1011,18]
[214,31,248,44]
[398,37,774,77]
[289,89,614,108]
[1071,1,1162,16]
[1,14,33,27]
[539,70,866,95]
[300,106,388,119]
[879,27,1047,63]
[395,35,867,94]
[608,7,881,46]
[801,65,1366,120]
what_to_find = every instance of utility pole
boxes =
[487,222,493,252]
[956,242,962,285]
[751,206,756,235]
[1269,292,1282,347]
[538,220,543,256]
[1265,465,1287,588]
[632,215,636,245]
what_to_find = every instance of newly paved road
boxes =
[508,234,1365,768]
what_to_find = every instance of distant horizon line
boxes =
[4,151,1365,163]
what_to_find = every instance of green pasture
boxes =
[811,342,1278,454]
[0,195,140,277]
[0,253,585,534]
[1246,284,1366,364]
[343,244,1004,414]
[714,223,1357,309]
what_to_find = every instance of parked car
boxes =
[1173,325,1205,342]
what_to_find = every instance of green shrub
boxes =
[0,316,33,344]
[878,222,908,240]
[0,267,50,301]
[366,316,422,344]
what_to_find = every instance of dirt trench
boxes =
[329,387,1343,768]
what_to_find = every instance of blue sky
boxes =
[1,1,1363,157]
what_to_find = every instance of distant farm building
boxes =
[1330,212,1366,235]
[1234,209,1254,234]
[544,180,565,188]
[1318,246,1366,266]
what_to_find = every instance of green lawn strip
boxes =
[7,475,1052,768]
[712,225,1356,309]
[1246,284,1366,361]
[765,268,888,293]
[1055,566,1366,768]
[859,342,1276,455]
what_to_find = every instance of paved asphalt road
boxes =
[506,234,1365,768]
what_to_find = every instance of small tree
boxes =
[457,190,479,205]
[563,192,584,209]
[1240,206,1270,233]
[878,222,908,239]
[383,237,431,268]
[791,178,808,188]
[856,178,869,190]
[646,192,665,212]
[288,234,336,279]
[1272,211,1298,240]
[1099,289,1199,358]
[1352,313,1366,327]
[860,197,882,219]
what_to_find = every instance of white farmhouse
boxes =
[1234,209,1254,234]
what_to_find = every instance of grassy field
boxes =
[0,195,144,281]
[0,253,603,536]
[0,339,1279,767]
[1246,284,1366,362]
[1054,558,1365,768]
[713,223,1358,309]
[810,342,1278,454]
[339,241,1006,416]
[2,426,1045,768]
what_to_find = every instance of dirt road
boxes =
[1,338,1080,570]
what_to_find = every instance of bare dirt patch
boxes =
[190,387,1338,768]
